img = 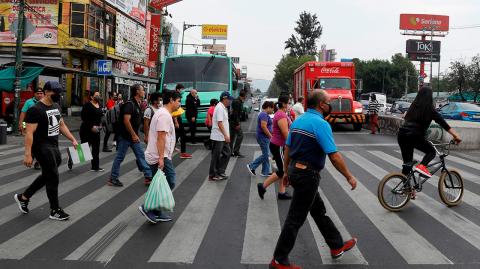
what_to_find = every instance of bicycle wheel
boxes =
[438,169,464,206]
[378,173,411,212]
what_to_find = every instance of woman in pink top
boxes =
[204,98,219,150]
[257,95,292,200]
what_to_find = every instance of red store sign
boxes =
[400,14,450,32]
[149,14,161,67]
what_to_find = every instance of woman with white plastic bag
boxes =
[138,90,181,223]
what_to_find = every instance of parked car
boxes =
[390,101,411,114]
[439,102,480,122]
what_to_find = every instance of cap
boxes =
[220,91,233,100]
[43,81,63,94]
[34,87,44,93]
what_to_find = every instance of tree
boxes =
[267,79,282,97]
[467,55,480,102]
[285,11,323,57]
[446,61,469,101]
[272,54,315,94]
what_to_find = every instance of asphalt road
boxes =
[0,112,479,269]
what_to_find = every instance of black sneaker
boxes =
[33,162,41,170]
[90,168,105,172]
[14,194,29,214]
[138,205,157,224]
[103,148,112,152]
[246,164,256,176]
[209,176,221,181]
[49,208,70,221]
[257,183,266,200]
[278,192,292,200]
[235,153,246,158]
[218,173,229,180]
[108,178,124,187]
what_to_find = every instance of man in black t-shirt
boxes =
[108,84,152,187]
[14,81,78,221]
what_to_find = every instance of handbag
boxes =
[67,143,93,165]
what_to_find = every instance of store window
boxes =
[70,3,85,38]
[87,3,115,47]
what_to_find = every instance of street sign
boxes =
[406,40,441,54]
[408,53,440,62]
[202,44,226,52]
[231,57,240,64]
[97,60,112,75]
[9,16,36,41]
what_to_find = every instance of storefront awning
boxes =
[0,67,44,91]
[113,73,159,84]
[42,65,98,76]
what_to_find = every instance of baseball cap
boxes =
[43,81,63,94]
[220,91,233,100]
[34,87,44,93]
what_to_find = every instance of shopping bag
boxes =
[144,170,175,212]
[67,143,93,165]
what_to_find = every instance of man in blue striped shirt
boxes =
[269,90,358,269]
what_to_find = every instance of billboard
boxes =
[400,14,449,32]
[107,0,147,25]
[150,0,182,10]
[148,14,161,67]
[408,53,440,62]
[406,40,441,54]
[202,44,226,52]
[115,13,147,64]
[202,24,228,40]
[0,0,59,45]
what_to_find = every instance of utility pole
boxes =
[13,0,26,135]
[181,22,201,55]
[405,69,409,97]
[102,0,108,105]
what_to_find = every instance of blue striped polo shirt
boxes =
[286,109,338,170]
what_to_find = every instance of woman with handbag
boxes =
[80,90,105,172]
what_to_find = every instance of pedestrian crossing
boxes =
[1,143,480,267]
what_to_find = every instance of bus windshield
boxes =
[316,78,351,90]
[163,56,230,92]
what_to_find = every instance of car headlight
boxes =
[354,108,363,113]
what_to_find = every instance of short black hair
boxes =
[276,94,290,109]
[262,101,274,110]
[162,90,181,105]
[175,84,184,91]
[297,96,304,103]
[210,98,219,106]
[149,92,162,104]
[239,90,247,98]
[130,84,143,98]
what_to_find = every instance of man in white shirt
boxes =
[143,92,163,144]
[292,97,305,118]
[209,91,233,181]
[139,90,181,223]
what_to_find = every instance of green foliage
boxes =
[285,11,323,57]
[271,55,315,96]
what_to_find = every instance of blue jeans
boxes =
[148,158,176,190]
[110,136,152,180]
[249,136,271,175]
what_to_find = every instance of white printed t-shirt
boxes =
[145,107,176,164]
[210,102,230,141]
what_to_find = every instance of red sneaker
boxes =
[415,164,432,178]
[269,259,302,269]
[144,178,152,186]
[180,153,192,159]
[331,237,357,259]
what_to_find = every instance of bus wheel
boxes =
[353,123,362,131]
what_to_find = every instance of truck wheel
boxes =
[353,123,362,131]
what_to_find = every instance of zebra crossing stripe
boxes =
[0,151,114,197]
[0,151,68,175]
[307,188,368,265]
[369,150,480,207]
[447,154,480,171]
[241,151,282,264]
[325,160,452,264]
[345,151,480,255]
[65,150,209,263]
[148,157,238,263]
[0,147,27,157]
[0,168,144,259]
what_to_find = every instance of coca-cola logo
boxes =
[320,67,340,74]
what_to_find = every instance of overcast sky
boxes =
[167,0,480,81]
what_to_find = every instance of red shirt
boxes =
[106,99,115,110]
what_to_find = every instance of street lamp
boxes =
[181,22,201,55]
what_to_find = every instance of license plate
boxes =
[336,118,346,123]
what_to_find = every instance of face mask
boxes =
[322,103,332,117]
[94,96,102,103]
[51,94,61,103]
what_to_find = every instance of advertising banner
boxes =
[202,44,226,52]
[107,0,147,25]
[408,53,440,62]
[115,13,147,64]
[0,0,59,45]
[400,14,449,32]
[406,39,441,54]
[150,0,182,10]
[202,24,228,40]
[148,14,161,67]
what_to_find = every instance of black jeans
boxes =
[81,131,101,170]
[188,118,197,143]
[398,128,436,175]
[24,146,62,210]
[103,128,111,149]
[230,125,244,155]
[270,143,284,178]
[273,163,343,264]
[209,140,231,177]
[175,119,187,153]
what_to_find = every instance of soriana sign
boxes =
[202,24,228,40]
[149,14,161,66]
[0,0,59,45]
[400,14,449,31]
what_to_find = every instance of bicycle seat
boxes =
[402,160,418,171]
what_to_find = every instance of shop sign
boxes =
[0,0,59,44]
[149,14,161,66]
[115,13,147,64]
[107,0,146,25]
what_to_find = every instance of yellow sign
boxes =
[202,24,228,40]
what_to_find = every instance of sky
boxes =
[166,0,480,84]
